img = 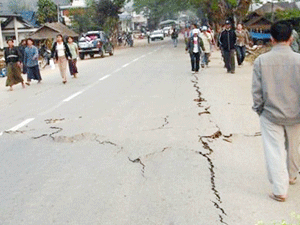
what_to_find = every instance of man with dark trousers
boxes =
[219,20,236,73]
[186,29,205,74]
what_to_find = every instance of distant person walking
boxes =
[19,39,27,74]
[67,36,79,78]
[184,26,190,45]
[171,28,178,47]
[200,26,212,68]
[51,34,72,84]
[219,20,236,73]
[186,29,205,74]
[24,38,42,85]
[4,39,25,91]
[235,23,250,66]
[146,30,151,44]
[291,29,299,53]
[252,21,300,202]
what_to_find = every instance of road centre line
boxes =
[1,47,166,135]
[99,74,111,81]
[63,91,83,102]
[122,63,130,68]
[7,118,35,132]
[113,68,122,73]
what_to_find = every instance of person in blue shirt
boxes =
[24,38,42,85]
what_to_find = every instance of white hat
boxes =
[202,26,208,31]
[192,28,200,36]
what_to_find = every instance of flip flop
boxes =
[269,193,287,202]
[289,177,297,185]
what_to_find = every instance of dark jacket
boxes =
[171,30,178,39]
[219,29,236,51]
[51,42,72,60]
[4,47,22,64]
[186,36,205,54]
[18,45,26,62]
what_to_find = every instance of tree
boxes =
[133,0,190,29]
[37,0,58,24]
[189,0,251,26]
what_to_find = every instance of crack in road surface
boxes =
[32,126,121,152]
[128,147,170,178]
[45,118,65,124]
[158,116,169,129]
[192,75,228,224]
[128,157,146,178]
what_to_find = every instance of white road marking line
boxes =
[63,91,83,102]
[99,74,111,81]
[0,132,3,136]
[141,55,146,58]
[113,68,121,73]
[132,58,139,62]
[8,118,35,132]
[122,63,130,68]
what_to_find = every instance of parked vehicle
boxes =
[78,31,114,60]
[162,27,171,36]
[150,30,164,41]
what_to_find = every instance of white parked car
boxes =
[163,27,171,36]
[150,30,164,41]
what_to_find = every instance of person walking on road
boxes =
[219,20,236,73]
[252,21,300,202]
[235,23,249,66]
[200,26,212,68]
[19,39,27,74]
[291,29,299,53]
[4,39,25,91]
[67,36,79,78]
[24,38,42,85]
[146,30,151,44]
[186,29,205,74]
[171,28,178,47]
[51,34,72,84]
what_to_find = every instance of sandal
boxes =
[289,177,297,185]
[269,193,287,202]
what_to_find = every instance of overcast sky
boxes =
[0,0,70,12]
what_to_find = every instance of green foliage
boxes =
[69,8,98,33]
[36,0,58,24]
[275,9,300,21]
[133,0,190,29]
[70,0,126,35]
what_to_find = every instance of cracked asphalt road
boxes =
[1,38,299,224]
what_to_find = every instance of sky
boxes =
[0,0,70,13]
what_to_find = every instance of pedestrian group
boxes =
[3,34,79,91]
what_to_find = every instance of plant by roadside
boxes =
[256,212,300,225]
[245,45,272,64]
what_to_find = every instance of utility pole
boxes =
[57,4,60,22]
[271,0,274,23]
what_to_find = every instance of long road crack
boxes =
[192,75,228,225]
